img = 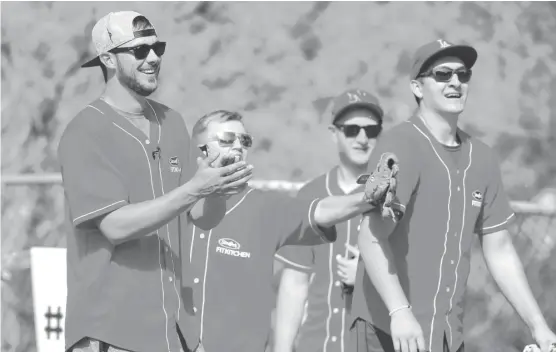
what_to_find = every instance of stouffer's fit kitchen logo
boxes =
[216,238,251,259]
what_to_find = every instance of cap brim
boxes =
[419,45,478,76]
[81,56,102,68]
[333,102,384,123]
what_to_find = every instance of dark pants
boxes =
[348,319,465,352]
[349,319,396,352]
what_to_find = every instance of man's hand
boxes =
[189,150,253,198]
[390,308,426,352]
[532,326,556,352]
[336,243,360,286]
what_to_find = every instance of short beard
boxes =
[116,62,158,97]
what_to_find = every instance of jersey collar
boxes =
[325,166,364,197]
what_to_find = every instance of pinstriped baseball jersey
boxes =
[59,99,195,352]
[275,167,363,352]
[352,115,516,352]
[180,188,336,352]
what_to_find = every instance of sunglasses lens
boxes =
[153,42,166,57]
[363,125,382,138]
[433,69,454,82]
[342,125,361,138]
[239,134,253,148]
[456,70,471,83]
[132,45,151,60]
[216,132,236,145]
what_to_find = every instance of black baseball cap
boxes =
[411,39,478,80]
[331,89,384,124]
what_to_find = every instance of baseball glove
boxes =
[523,343,556,352]
[357,152,403,222]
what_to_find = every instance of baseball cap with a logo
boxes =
[331,89,384,125]
[81,11,158,68]
[411,39,478,80]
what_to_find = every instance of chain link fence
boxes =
[1,175,554,352]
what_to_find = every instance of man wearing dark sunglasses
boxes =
[352,39,556,352]
[59,11,252,352]
[273,89,384,352]
[180,109,387,352]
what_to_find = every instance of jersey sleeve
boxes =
[274,245,314,273]
[271,195,337,249]
[58,121,129,228]
[365,129,420,214]
[475,153,516,235]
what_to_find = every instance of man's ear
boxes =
[99,53,116,69]
[328,124,338,144]
[410,79,423,100]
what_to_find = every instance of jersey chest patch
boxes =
[215,237,251,259]
[168,156,182,173]
[471,190,483,207]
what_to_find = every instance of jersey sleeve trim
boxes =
[72,199,128,226]
[480,213,516,235]
[307,198,336,243]
[274,254,313,272]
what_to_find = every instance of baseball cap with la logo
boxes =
[81,11,158,68]
[411,39,478,80]
[331,89,384,124]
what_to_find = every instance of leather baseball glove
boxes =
[357,152,403,222]
[523,343,556,352]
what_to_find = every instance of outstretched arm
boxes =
[313,192,373,228]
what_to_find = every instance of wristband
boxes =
[389,305,412,316]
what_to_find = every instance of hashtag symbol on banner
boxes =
[44,306,63,340]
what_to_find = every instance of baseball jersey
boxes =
[58,98,196,352]
[179,187,336,352]
[275,167,363,352]
[351,115,516,352]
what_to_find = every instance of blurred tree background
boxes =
[1,2,555,352]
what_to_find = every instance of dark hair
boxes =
[192,110,244,139]
[100,63,108,83]
[132,15,154,31]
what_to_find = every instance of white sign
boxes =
[30,247,67,352]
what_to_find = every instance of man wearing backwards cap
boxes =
[58,11,252,352]
[351,39,556,352]
[273,89,384,352]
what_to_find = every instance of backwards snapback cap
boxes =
[331,89,384,124]
[411,39,478,80]
[82,11,158,68]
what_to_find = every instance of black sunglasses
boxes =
[335,124,382,139]
[420,67,472,83]
[110,42,166,60]
[208,131,254,148]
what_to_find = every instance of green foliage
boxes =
[1,2,555,352]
